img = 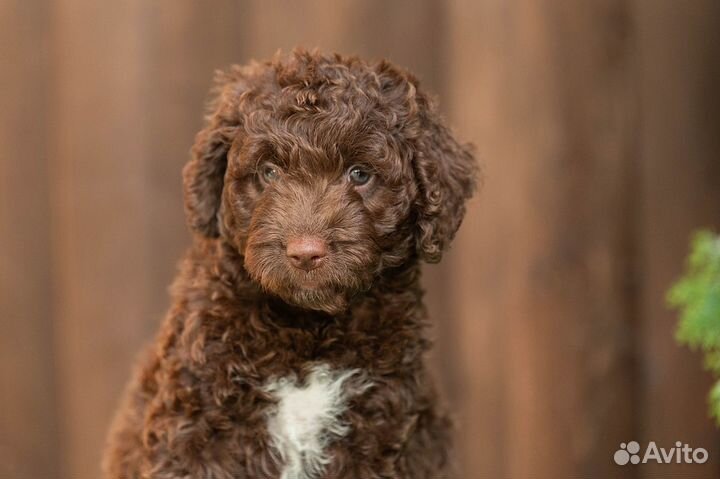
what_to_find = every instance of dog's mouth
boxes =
[256,266,353,314]
[282,282,351,315]
[291,272,325,289]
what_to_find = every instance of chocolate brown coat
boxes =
[102,50,476,479]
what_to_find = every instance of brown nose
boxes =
[286,236,328,271]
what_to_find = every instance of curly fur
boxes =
[102,49,476,479]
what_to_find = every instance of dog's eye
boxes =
[259,163,280,184]
[348,166,371,186]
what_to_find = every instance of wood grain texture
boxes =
[51,2,155,477]
[0,2,59,478]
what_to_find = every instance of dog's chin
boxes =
[276,286,350,315]
[259,270,367,315]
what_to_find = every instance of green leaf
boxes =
[669,230,720,425]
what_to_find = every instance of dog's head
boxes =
[183,51,476,313]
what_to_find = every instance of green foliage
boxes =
[668,230,720,425]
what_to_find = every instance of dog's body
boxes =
[103,51,476,479]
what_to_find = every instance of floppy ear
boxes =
[412,95,478,263]
[183,69,247,237]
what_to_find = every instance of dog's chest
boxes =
[262,364,371,479]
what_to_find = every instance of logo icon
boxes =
[614,441,641,465]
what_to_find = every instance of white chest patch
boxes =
[263,365,370,479]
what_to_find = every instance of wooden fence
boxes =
[1,1,719,478]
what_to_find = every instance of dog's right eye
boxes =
[347,166,372,186]
[259,163,280,185]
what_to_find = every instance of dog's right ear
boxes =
[183,68,248,237]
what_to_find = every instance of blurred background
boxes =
[1,1,720,478]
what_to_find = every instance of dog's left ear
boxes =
[412,93,478,263]
[183,68,248,237]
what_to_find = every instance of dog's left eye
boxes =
[347,166,371,186]
[259,163,280,184]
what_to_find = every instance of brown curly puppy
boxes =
[102,50,476,479]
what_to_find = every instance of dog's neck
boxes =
[173,237,429,372]
[181,237,426,326]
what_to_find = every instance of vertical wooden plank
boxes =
[438,4,508,476]
[636,1,720,477]
[51,2,154,478]
[0,2,59,478]
[445,1,639,477]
